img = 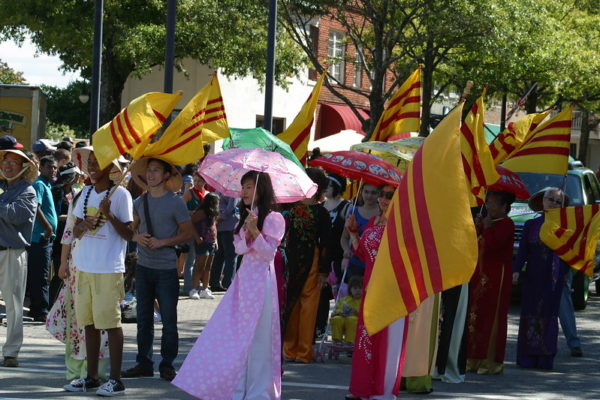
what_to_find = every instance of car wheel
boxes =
[572,272,588,311]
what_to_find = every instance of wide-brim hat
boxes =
[528,187,570,212]
[0,149,39,183]
[131,157,182,193]
[72,146,123,182]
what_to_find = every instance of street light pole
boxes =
[163,0,177,130]
[263,0,277,132]
[89,0,104,137]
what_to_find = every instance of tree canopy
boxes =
[0,59,26,84]
[0,0,306,127]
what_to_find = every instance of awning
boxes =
[318,103,369,139]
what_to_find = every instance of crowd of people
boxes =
[0,133,586,399]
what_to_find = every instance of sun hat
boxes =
[72,146,123,182]
[0,149,39,183]
[528,187,570,212]
[131,157,182,193]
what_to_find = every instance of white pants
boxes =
[0,248,28,358]
[232,273,277,400]
[370,317,406,400]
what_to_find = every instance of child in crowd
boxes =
[330,277,362,345]
[189,192,219,300]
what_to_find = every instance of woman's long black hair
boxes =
[199,192,220,226]
[235,170,276,234]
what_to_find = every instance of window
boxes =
[308,25,319,81]
[353,50,362,88]
[256,115,286,135]
[328,30,345,83]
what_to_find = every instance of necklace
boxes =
[83,181,114,231]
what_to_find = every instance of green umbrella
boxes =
[222,127,304,169]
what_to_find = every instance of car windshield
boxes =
[515,173,583,206]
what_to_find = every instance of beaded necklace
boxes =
[83,181,114,231]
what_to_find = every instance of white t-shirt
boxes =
[73,185,133,273]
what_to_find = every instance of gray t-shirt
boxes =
[133,191,190,270]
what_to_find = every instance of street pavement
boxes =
[2,287,600,400]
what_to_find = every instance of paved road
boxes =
[2,289,600,399]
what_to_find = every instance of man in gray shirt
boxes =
[121,158,193,382]
[0,149,38,367]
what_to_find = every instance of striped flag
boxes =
[502,106,572,175]
[278,72,326,164]
[370,67,421,142]
[489,110,552,164]
[144,74,229,165]
[363,103,478,335]
[540,205,600,277]
[92,92,182,170]
[460,90,500,206]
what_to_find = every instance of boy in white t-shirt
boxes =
[65,148,133,397]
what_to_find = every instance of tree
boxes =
[280,0,495,137]
[41,81,91,138]
[0,0,306,128]
[0,59,26,84]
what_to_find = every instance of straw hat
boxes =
[131,157,182,193]
[0,149,39,183]
[528,187,570,212]
[72,146,123,182]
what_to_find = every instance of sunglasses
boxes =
[379,191,394,200]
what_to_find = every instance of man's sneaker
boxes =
[121,365,154,378]
[199,288,215,299]
[96,379,125,397]
[189,288,200,300]
[3,357,18,367]
[63,377,101,392]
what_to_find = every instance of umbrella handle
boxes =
[250,173,260,211]
[350,180,364,217]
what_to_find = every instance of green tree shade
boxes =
[0,0,307,129]
[41,80,91,138]
[0,59,26,84]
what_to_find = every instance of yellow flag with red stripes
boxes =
[364,103,478,334]
[489,110,552,164]
[92,92,182,170]
[144,74,229,164]
[370,67,421,142]
[540,204,600,277]
[278,72,326,164]
[502,106,572,175]
[460,89,500,206]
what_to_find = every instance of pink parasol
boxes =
[308,150,402,187]
[488,165,530,199]
[198,148,317,203]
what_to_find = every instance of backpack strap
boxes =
[143,193,154,237]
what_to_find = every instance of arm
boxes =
[237,212,285,262]
[513,220,531,277]
[182,188,192,204]
[58,243,72,279]
[99,197,133,241]
[35,205,54,240]
[0,189,37,225]
[147,220,194,249]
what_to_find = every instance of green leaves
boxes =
[0,60,27,84]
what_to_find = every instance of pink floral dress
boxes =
[46,199,109,373]
[173,211,285,400]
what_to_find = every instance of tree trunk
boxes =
[500,93,507,132]
[99,54,128,125]
[578,109,590,164]
[419,45,434,137]
[525,89,538,114]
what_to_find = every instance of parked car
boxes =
[509,159,600,310]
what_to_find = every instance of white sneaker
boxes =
[96,378,125,396]
[189,289,200,300]
[199,288,215,299]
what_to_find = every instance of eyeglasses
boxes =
[543,197,563,205]
[1,159,23,167]
[379,191,394,200]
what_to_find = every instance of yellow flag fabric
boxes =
[502,106,572,175]
[92,92,182,170]
[278,72,326,164]
[144,74,229,164]
[489,110,552,164]
[370,67,421,142]
[540,204,600,277]
[364,103,478,335]
[460,90,500,206]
